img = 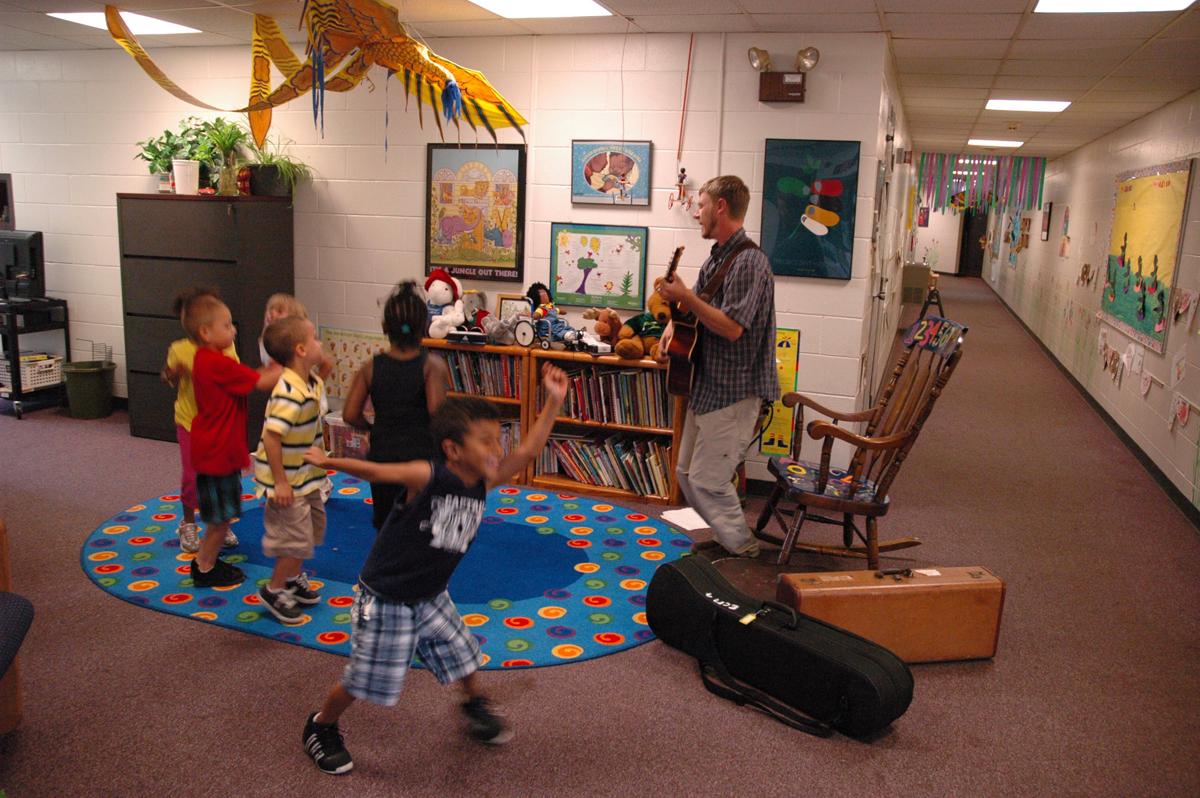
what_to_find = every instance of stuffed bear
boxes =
[582,307,623,349]
[615,284,672,360]
[426,269,465,338]
[460,289,491,331]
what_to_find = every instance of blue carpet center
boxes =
[82,475,692,668]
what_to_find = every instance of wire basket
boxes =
[0,355,64,392]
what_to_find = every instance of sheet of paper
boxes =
[660,507,710,531]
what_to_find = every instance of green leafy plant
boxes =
[135,116,218,183]
[246,135,314,197]
[202,117,249,165]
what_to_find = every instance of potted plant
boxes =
[135,117,218,193]
[245,135,313,199]
[201,117,250,196]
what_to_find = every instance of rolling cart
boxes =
[0,297,70,419]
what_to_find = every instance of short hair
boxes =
[262,316,309,366]
[265,293,308,322]
[180,293,227,341]
[700,175,750,220]
[382,281,429,348]
[431,397,501,449]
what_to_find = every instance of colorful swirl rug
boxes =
[81,474,692,668]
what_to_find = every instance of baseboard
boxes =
[985,281,1200,532]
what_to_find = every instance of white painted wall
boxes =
[0,32,891,477]
[986,89,1200,503]
[915,207,963,275]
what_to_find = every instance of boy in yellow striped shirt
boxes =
[253,316,332,625]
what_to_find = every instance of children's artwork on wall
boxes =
[1173,393,1190,428]
[549,223,648,311]
[989,211,1002,260]
[1101,160,1194,353]
[761,138,860,280]
[494,293,529,320]
[760,329,801,457]
[1141,372,1153,396]
[1019,216,1032,251]
[1041,202,1052,241]
[917,207,930,227]
[319,326,388,399]
[1171,347,1188,388]
[570,141,652,206]
[1007,208,1021,268]
[426,144,526,282]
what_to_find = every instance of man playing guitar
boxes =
[657,175,779,560]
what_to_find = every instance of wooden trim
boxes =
[531,474,671,504]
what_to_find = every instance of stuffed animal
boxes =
[460,289,491,331]
[582,307,623,348]
[425,268,465,338]
[615,282,672,359]
[525,281,584,348]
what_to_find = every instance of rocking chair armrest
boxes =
[806,420,912,451]
[783,393,874,423]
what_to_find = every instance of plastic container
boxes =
[172,159,200,195]
[63,360,115,419]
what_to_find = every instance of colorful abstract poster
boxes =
[1101,160,1194,353]
[549,223,648,311]
[319,326,387,399]
[570,140,651,206]
[760,328,801,457]
[761,138,860,280]
[426,144,526,282]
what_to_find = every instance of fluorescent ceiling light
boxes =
[48,11,200,34]
[968,139,1024,147]
[986,99,1071,113]
[466,0,611,18]
[1035,0,1194,12]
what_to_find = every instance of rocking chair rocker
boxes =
[754,316,967,569]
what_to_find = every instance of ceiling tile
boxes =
[999,59,1119,77]
[891,38,1009,59]
[880,0,1027,11]
[1159,10,1200,38]
[1139,37,1200,60]
[1005,38,1143,61]
[1112,59,1200,78]
[886,13,1020,40]
[622,14,755,33]
[896,57,1001,75]
[899,73,995,88]
[408,19,532,37]
[750,14,882,33]
[736,0,877,11]
[606,0,741,13]
[991,75,1098,91]
[901,87,989,100]
[1019,11,1178,40]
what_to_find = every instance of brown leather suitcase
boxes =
[776,567,1005,664]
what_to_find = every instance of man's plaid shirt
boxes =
[689,227,780,415]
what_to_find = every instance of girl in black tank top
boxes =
[342,282,449,528]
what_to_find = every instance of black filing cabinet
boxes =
[117,194,293,442]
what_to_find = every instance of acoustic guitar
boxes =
[662,246,697,397]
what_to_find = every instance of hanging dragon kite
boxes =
[103,1,526,148]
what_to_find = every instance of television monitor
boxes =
[0,173,12,230]
[0,230,44,299]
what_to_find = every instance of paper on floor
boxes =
[660,507,709,531]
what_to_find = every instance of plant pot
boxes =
[172,159,200,195]
[218,156,239,196]
[247,164,291,198]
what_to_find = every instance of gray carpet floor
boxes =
[1,277,1198,797]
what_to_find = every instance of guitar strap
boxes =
[698,239,759,304]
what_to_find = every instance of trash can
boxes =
[63,360,115,419]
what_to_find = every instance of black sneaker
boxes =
[259,585,304,625]
[303,712,353,774]
[461,697,513,745]
[189,558,244,588]
[286,572,321,605]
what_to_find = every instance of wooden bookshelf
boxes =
[421,338,685,504]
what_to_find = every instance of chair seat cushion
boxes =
[768,457,881,503]
[0,591,33,679]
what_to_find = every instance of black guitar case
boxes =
[646,555,913,738]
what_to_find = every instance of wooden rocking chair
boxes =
[754,316,968,569]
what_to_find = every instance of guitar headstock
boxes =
[665,246,685,282]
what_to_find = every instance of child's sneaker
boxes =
[303,712,353,775]
[259,585,303,624]
[177,523,201,553]
[189,558,244,588]
[286,572,321,605]
[461,697,513,745]
[222,529,239,548]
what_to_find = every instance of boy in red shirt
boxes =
[184,293,281,587]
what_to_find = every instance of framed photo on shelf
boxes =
[494,293,530,320]
[760,138,860,280]
[425,143,526,282]
[570,140,652,206]
[550,222,648,311]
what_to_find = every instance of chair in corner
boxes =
[1,519,34,735]
[754,316,968,569]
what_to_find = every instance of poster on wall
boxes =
[426,144,526,282]
[917,207,930,228]
[1007,208,1021,268]
[760,138,860,280]
[549,222,648,311]
[1041,202,1053,241]
[570,140,652,206]
[1100,159,1195,354]
[760,328,801,457]
[319,327,387,399]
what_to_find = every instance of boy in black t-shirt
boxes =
[299,363,568,775]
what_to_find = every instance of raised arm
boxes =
[304,447,432,498]
[255,361,284,392]
[488,362,568,489]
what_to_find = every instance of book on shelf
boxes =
[538,430,672,497]
[443,350,521,399]
[552,364,672,430]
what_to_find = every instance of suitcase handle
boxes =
[762,600,799,629]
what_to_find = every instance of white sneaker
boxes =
[177,523,201,553]
[223,529,239,548]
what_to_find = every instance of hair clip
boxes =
[400,323,412,334]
